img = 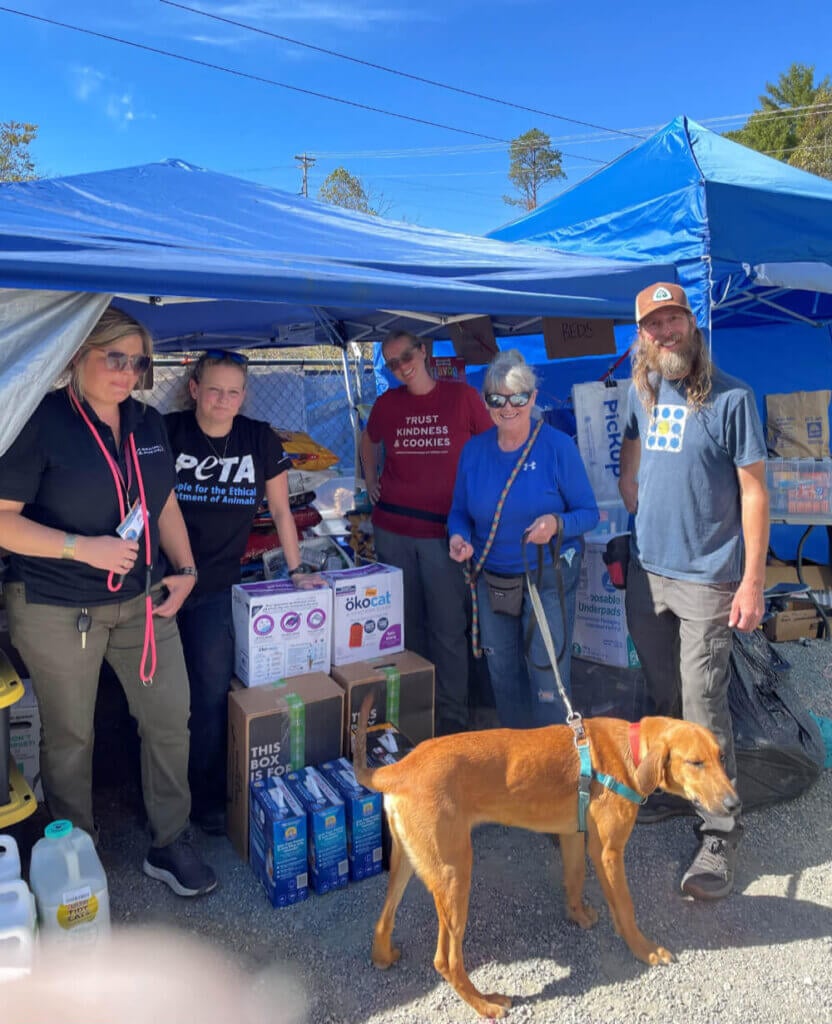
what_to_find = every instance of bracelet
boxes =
[177,566,199,582]
[289,563,315,576]
[61,533,78,560]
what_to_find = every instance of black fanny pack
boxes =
[602,535,630,590]
[482,570,524,617]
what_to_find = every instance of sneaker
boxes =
[143,830,218,897]
[637,791,694,825]
[680,833,739,900]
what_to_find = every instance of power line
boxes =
[0,5,508,143]
[160,0,644,140]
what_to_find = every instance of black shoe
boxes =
[637,791,694,824]
[143,830,218,897]
[196,808,226,836]
[681,833,739,900]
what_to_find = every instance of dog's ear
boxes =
[635,740,668,796]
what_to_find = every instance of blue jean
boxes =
[177,588,235,816]
[477,552,582,729]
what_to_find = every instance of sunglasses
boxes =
[203,349,249,365]
[103,351,152,374]
[485,391,532,409]
[385,345,420,373]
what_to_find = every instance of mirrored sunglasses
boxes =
[104,351,152,374]
[485,391,532,409]
[385,345,419,373]
[203,349,249,365]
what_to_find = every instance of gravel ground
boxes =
[9,638,832,1023]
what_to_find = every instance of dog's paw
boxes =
[567,900,599,930]
[647,945,673,966]
[478,993,512,1018]
[371,944,401,969]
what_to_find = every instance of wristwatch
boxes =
[289,563,314,577]
[177,566,199,583]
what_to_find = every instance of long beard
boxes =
[646,337,694,379]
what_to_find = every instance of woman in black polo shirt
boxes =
[0,307,216,898]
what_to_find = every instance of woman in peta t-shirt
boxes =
[165,350,307,835]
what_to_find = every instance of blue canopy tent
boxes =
[0,158,674,455]
[489,115,832,563]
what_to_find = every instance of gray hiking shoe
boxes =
[681,833,739,900]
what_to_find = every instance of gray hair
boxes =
[71,307,153,400]
[483,349,538,395]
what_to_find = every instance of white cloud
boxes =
[71,65,107,102]
[205,1,426,27]
[69,65,153,128]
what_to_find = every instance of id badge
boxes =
[117,499,145,542]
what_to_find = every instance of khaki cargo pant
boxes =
[5,582,191,847]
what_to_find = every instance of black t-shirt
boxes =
[165,410,291,595]
[0,389,176,606]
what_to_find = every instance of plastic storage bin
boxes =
[766,458,832,517]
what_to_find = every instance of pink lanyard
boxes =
[69,388,157,684]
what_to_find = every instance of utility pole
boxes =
[294,153,316,198]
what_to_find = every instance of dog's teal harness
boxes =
[570,717,645,833]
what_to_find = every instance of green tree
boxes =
[725,63,830,161]
[503,128,565,211]
[0,120,38,182]
[789,87,832,179]
[318,166,389,216]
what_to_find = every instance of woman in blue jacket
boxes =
[449,350,598,728]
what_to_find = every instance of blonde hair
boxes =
[631,320,713,412]
[71,307,154,401]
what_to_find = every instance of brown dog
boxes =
[353,698,739,1019]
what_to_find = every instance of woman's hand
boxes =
[78,535,140,575]
[449,534,473,562]
[525,514,559,545]
[292,571,325,590]
[153,572,197,618]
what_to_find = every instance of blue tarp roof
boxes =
[0,159,674,351]
[491,116,832,332]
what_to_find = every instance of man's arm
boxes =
[618,435,641,514]
[729,461,769,632]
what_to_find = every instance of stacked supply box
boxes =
[363,722,418,870]
[330,650,435,755]
[227,673,344,859]
[249,777,309,908]
[765,458,832,517]
[283,766,348,895]
[572,538,640,669]
[232,579,332,686]
[318,757,382,881]
[322,563,404,666]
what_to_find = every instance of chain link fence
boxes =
[147,348,378,472]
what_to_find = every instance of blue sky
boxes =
[2,0,831,235]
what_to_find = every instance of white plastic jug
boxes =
[29,820,110,948]
[0,878,37,976]
[0,835,22,883]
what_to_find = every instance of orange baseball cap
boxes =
[635,282,691,323]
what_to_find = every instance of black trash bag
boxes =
[729,630,825,811]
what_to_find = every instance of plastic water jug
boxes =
[29,820,110,948]
[0,878,37,977]
[0,834,22,883]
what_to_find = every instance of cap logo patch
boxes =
[652,286,672,301]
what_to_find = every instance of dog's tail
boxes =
[352,691,381,792]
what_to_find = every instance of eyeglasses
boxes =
[384,345,420,373]
[203,349,249,365]
[103,351,152,374]
[484,391,532,409]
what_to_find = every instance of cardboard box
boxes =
[572,538,640,669]
[317,757,382,881]
[232,579,332,686]
[283,766,349,895]
[322,563,404,666]
[762,600,824,642]
[765,559,832,594]
[227,673,344,859]
[330,649,434,755]
[543,317,616,360]
[9,676,42,801]
[248,777,309,908]
[364,722,417,870]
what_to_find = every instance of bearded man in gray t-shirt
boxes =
[619,282,769,902]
